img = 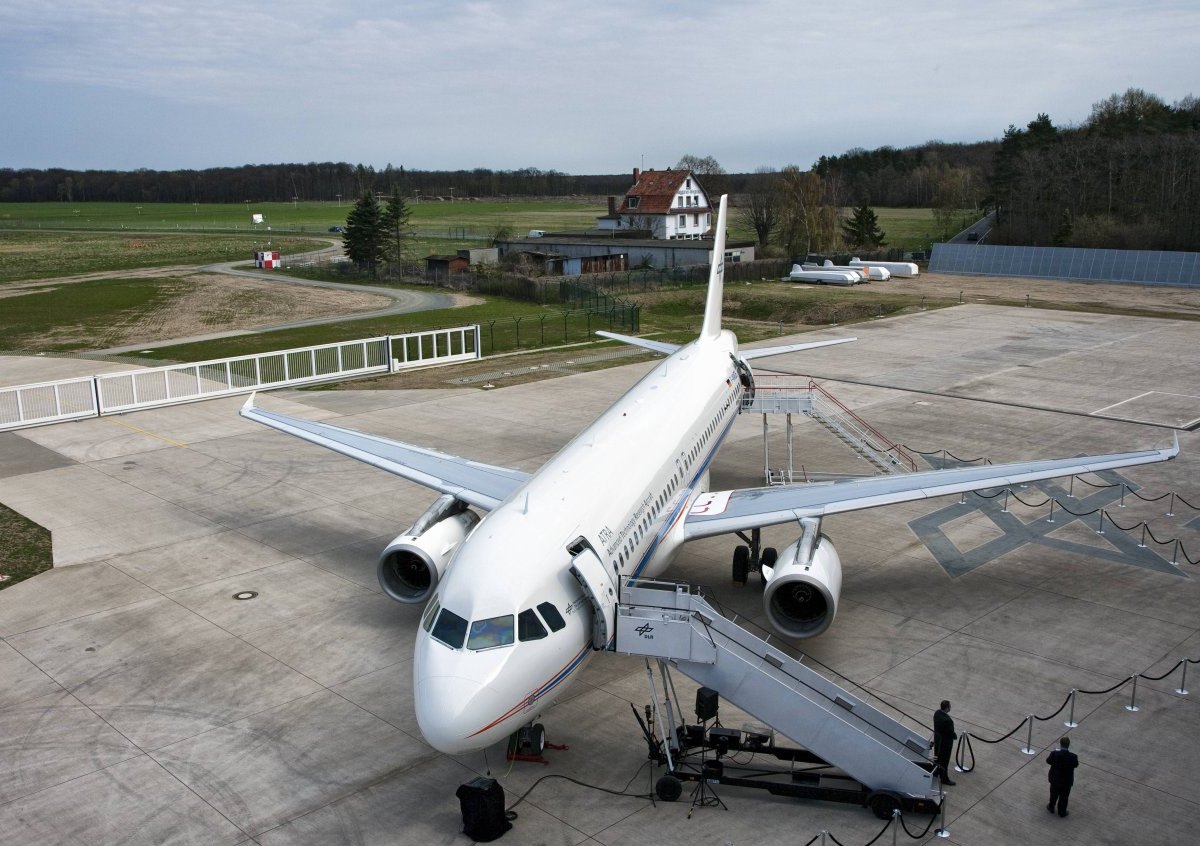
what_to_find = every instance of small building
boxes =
[424,254,470,278]
[596,168,713,240]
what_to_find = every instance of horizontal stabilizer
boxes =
[596,331,680,355]
[741,337,856,361]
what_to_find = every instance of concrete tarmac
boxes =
[0,304,1197,845]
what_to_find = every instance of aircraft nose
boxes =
[415,675,505,754]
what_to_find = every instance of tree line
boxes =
[0,163,642,204]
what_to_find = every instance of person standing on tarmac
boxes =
[1047,736,1079,817]
[933,700,957,785]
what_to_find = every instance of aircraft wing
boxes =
[683,439,1179,541]
[240,398,528,511]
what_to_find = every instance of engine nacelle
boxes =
[377,495,479,604]
[762,521,842,639]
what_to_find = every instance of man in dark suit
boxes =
[1047,736,1079,817]
[933,700,957,786]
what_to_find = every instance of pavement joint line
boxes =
[107,417,190,448]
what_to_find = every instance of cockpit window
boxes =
[421,596,440,633]
[467,615,515,650]
[538,601,566,632]
[431,608,468,648]
[518,609,548,641]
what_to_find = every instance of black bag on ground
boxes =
[456,777,511,841]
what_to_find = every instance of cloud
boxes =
[1,0,1197,171]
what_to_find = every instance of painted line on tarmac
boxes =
[108,418,190,448]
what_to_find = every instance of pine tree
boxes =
[381,190,414,279]
[343,191,385,276]
[841,201,887,250]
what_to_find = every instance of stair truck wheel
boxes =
[732,546,749,584]
[655,775,683,802]
[866,789,902,820]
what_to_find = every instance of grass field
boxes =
[0,200,945,251]
[0,504,52,590]
[0,231,328,283]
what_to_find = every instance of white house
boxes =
[596,168,712,240]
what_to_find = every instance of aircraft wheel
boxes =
[655,774,683,802]
[732,546,749,584]
[760,547,777,586]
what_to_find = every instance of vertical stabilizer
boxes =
[700,194,728,340]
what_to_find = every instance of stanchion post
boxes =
[1177,661,1189,696]
[1119,484,1126,507]
[1047,499,1056,523]
[1002,489,1009,513]
[1125,675,1140,712]
[1065,689,1078,728]
[1068,476,1075,498]
[1139,523,1147,548]
[820,830,827,846]
[1097,510,1105,535]
[892,808,899,846]
[1168,492,1175,517]
[1022,715,1036,755]
[1172,539,1180,566]
[935,793,950,839]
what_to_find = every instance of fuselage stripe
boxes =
[466,643,590,738]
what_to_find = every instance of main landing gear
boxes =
[731,528,776,586]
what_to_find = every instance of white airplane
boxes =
[241,195,1178,755]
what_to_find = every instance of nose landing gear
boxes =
[506,723,569,765]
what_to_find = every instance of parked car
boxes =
[328,225,344,233]
[967,230,979,242]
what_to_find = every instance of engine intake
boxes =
[762,519,842,639]
[377,495,479,603]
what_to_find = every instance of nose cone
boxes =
[415,674,506,754]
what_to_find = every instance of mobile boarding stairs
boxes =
[611,578,942,817]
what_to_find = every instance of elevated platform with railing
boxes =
[742,377,916,483]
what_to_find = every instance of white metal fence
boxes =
[0,377,98,430]
[0,326,479,431]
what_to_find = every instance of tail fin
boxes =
[699,194,728,340]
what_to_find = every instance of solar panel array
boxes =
[929,243,1200,288]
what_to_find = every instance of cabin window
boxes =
[431,608,469,649]
[518,609,548,641]
[467,615,515,650]
[421,596,440,632]
[538,602,566,632]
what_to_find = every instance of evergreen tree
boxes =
[381,190,414,279]
[841,201,887,250]
[343,191,386,276]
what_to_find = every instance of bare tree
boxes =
[676,154,729,199]
[737,167,781,247]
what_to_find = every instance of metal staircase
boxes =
[615,579,940,805]
[745,379,916,482]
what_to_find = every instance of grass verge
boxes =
[0,504,52,590]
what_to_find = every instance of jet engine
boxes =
[377,494,479,603]
[761,518,842,639]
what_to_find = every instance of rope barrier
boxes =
[1007,490,1053,508]
[1076,676,1133,696]
[1139,659,1185,682]
[1032,690,1074,722]
[803,834,821,846]
[955,734,977,772]
[899,807,941,839]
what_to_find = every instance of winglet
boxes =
[240,392,257,417]
[699,194,728,341]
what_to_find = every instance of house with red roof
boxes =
[596,168,712,240]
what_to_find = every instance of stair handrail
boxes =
[807,380,917,472]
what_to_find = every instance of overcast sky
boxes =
[2,1,1197,175]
